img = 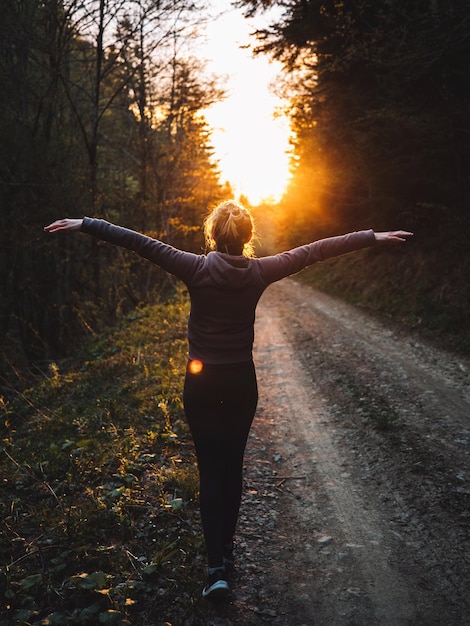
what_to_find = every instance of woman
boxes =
[45,201,412,598]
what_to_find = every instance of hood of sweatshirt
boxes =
[204,251,257,289]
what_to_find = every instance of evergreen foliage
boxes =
[237,0,470,350]
[239,0,469,236]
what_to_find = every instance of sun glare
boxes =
[202,5,291,205]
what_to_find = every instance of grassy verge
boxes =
[296,237,470,356]
[0,288,210,625]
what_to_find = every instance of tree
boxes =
[0,0,227,370]
[0,0,87,361]
[237,0,470,241]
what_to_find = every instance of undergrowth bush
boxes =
[0,288,209,625]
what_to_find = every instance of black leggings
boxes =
[183,360,258,568]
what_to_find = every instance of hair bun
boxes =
[204,200,255,256]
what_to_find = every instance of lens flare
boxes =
[189,359,203,374]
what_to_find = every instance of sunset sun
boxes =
[202,6,291,204]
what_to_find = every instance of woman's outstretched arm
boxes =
[257,229,414,285]
[44,217,202,283]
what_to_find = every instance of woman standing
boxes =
[45,200,412,598]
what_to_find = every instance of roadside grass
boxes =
[0,289,210,625]
[297,238,470,356]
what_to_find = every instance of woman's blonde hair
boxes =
[204,200,255,257]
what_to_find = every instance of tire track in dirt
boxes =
[255,353,416,624]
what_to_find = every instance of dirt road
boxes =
[208,278,470,626]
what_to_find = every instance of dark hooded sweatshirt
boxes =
[81,218,376,365]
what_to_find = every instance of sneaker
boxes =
[202,569,230,599]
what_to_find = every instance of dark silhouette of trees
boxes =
[3,0,469,371]
[237,0,470,241]
[0,0,226,372]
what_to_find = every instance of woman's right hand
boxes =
[44,218,83,233]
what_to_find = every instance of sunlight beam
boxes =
[202,5,291,204]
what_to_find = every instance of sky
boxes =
[200,3,291,205]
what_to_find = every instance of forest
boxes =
[1,1,469,623]
[1,0,469,379]
[0,0,229,375]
